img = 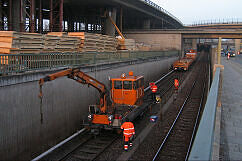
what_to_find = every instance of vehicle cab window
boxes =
[114,81,122,89]
[133,81,138,90]
[123,81,132,90]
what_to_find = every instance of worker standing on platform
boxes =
[150,82,158,102]
[121,119,135,151]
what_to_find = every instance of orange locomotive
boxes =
[39,68,144,130]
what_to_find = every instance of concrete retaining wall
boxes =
[0,57,177,160]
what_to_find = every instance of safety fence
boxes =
[0,51,178,75]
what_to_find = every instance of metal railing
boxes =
[186,18,242,26]
[0,51,178,75]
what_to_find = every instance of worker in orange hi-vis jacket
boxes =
[120,118,135,151]
[150,82,158,102]
[227,53,230,60]
[174,78,179,90]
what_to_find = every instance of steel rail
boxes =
[56,135,94,161]
[58,134,119,161]
[31,128,86,161]
[144,70,174,92]
[152,71,199,161]
[184,65,208,161]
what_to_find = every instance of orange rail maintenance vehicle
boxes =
[39,68,145,130]
[173,58,193,71]
[185,49,197,60]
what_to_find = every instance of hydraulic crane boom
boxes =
[39,68,108,113]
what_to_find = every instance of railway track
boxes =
[34,52,208,161]
[62,131,119,161]
[129,51,209,161]
[40,130,120,161]
[152,57,208,161]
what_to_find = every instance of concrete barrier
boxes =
[188,67,222,160]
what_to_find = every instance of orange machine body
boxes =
[111,71,144,106]
[173,58,193,71]
[185,49,197,60]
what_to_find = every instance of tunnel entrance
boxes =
[197,44,211,53]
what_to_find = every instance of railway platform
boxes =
[220,55,242,160]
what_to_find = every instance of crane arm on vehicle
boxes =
[39,68,108,113]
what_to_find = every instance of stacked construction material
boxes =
[68,32,85,52]
[45,32,80,53]
[0,31,44,54]
[82,33,117,52]
[102,34,118,52]
[124,39,136,51]
[0,31,80,54]
[0,31,118,54]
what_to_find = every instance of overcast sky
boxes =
[152,0,242,25]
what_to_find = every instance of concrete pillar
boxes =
[217,37,222,64]
[192,39,197,50]
[181,38,185,58]
[143,19,150,30]
[105,8,116,36]
[120,7,123,33]
[68,20,74,32]
[235,39,241,55]
[12,0,25,31]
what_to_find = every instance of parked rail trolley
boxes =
[185,49,197,60]
[173,49,197,71]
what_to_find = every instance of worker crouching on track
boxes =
[121,119,135,151]
[150,82,158,103]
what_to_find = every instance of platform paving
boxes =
[220,54,242,161]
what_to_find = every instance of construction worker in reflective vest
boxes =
[227,53,230,60]
[174,79,179,90]
[150,82,157,102]
[120,119,135,151]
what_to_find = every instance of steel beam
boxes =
[49,0,53,32]
[49,0,63,32]
[38,0,43,33]
[8,0,12,30]
[30,0,35,32]
[59,0,63,32]
[120,7,123,33]
[19,0,24,32]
